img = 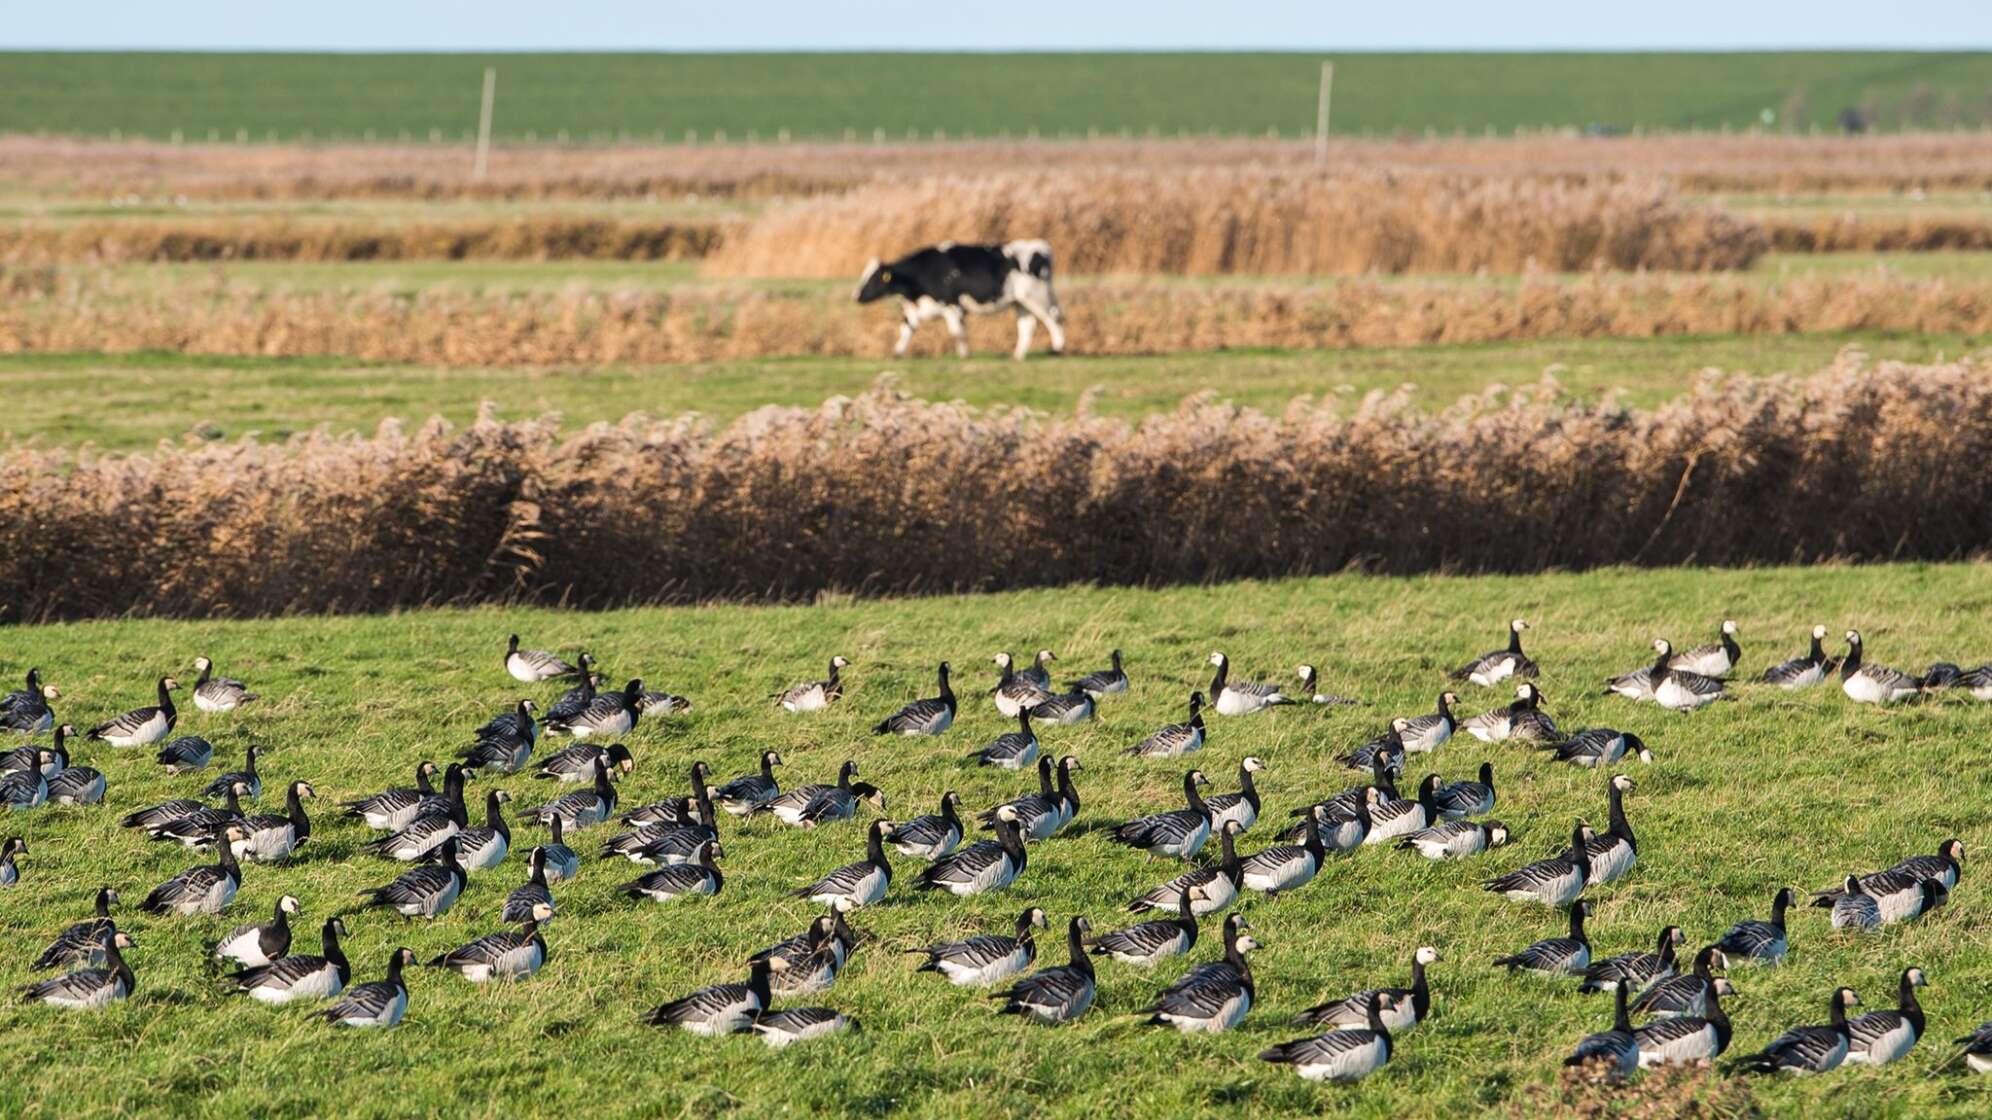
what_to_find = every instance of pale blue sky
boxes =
[7,1,1989,51]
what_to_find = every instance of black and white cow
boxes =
[854,240,1065,360]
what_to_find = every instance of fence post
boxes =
[473,66,497,179]
[1315,60,1334,163]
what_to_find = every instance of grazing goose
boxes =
[1090,889,1200,966]
[1844,968,1928,1067]
[1635,979,1736,1068]
[1017,649,1057,691]
[1485,823,1592,907]
[442,789,512,873]
[229,915,349,1003]
[1110,770,1213,860]
[777,656,850,713]
[912,907,1047,987]
[989,653,1052,718]
[527,756,620,831]
[532,741,633,784]
[917,808,1027,896]
[1580,774,1639,886]
[991,916,1096,1024]
[0,682,58,733]
[1633,946,1730,1018]
[1840,630,1921,704]
[155,735,213,774]
[1260,992,1398,1082]
[144,781,251,848]
[1296,663,1359,705]
[888,791,964,860]
[360,837,468,919]
[0,761,46,810]
[1538,728,1653,768]
[1365,774,1440,846]
[429,904,554,983]
[1580,925,1684,996]
[981,754,1082,842]
[643,957,781,1036]
[752,1008,858,1048]
[546,679,642,739]
[1141,915,1257,1034]
[341,761,441,831]
[503,846,557,922]
[1297,946,1441,1033]
[199,743,261,801]
[316,948,416,1029]
[1464,683,1557,744]
[139,824,248,915]
[1434,762,1497,819]
[505,634,576,682]
[1764,625,1834,689]
[459,701,537,774]
[190,656,257,712]
[1733,987,1860,1074]
[1029,689,1095,725]
[1338,719,1410,774]
[619,839,725,903]
[1644,641,1728,711]
[1204,758,1266,834]
[34,887,121,970]
[233,780,314,863]
[970,707,1040,770]
[1128,692,1205,758]
[1127,821,1243,916]
[1239,806,1327,896]
[712,750,784,816]
[875,661,958,735]
[1714,887,1793,965]
[87,676,180,747]
[1453,619,1538,687]
[1562,984,1639,1078]
[1809,840,1965,913]
[362,764,468,861]
[1671,619,1741,677]
[1065,650,1129,698]
[793,819,894,908]
[20,930,136,1009]
[1397,818,1509,861]
[1206,652,1293,716]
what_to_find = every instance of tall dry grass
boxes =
[0,218,727,265]
[1,355,1986,619]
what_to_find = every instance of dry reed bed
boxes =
[1,355,1987,619]
[1762,213,1992,252]
[0,217,728,264]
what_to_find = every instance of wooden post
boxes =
[473,66,496,179]
[1315,61,1334,162]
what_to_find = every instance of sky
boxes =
[8,1,1991,51]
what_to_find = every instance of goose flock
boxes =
[2,622,1990,1091]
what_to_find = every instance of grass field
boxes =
[6,51,1992,140]
[1,566,1991,1117]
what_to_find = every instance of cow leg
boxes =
[1015,295,1065,356]
[941,306,969,358]
[894,316,916,357]
[1013,310,1038,361]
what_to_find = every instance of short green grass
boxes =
[3,566,1992,1117]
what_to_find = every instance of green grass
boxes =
[3,566,1992,1117]
[5,51,1992,140]
[3,331,1975,450]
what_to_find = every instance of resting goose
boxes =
[1635,979,1736,1068]
[988,653,1052,718]
[875,661,957,735]
[1396,692,1458,752]
[139,824,248,915]
[1294,755,1399,830]
[1632,947,1730,1018]
[1841,630,1921,704]
[976,755,1079,841]
[1580,774,1639,886]
[1452,619,1538,687]
[1306,786,1380,854]
[0,683,58,733]
[1296,663,1359,705]
[748,1007,857,1048]
[1017,649,1057,691]
[1,836,24,885]
[233,780,315,863]
[888,791,964,860]
[1646,641,1728,711]
[1204,757,1266,833]
[635,688,692,716]
[1434,762,1496,820]
[362,764,468,861]
[546,679,642,739]
[620,839,725,902]
[20,930,136,1009]
[1580,924,1683,996]
[1485,822,1592,907]
[190,656,257,712]
[229,915,348,1003]
[360,837,468,919]
[1128,692,1205,758]
[1827,873,1947,929]
[121,795,212,833]
[912,907,1048,987]
[1127,821,1243,916]
[1959,663,1992,701]
[527,756,620,831]
[756,760,860,828]
[1809,840,1964,914]
[777,656,849,713]
[1828,875,1883,932]
[1364,774,1440,846]
[1538,728,1653,768]
[1714,887,1793,965]
[1672,619,1741,677]
[505,634,577,683]
[752,912,846,995]
[1297,946,1441,1033]
[1206,652,1293,716]
[1239,806,1327,896]
[34,887,120,969]
[917,807,1027,896]
[143,781,251,848]
[341,761,441,831]
[541,817,580,882]
[644,957,781,1035]
[0,761,46,810]
[459,701,537,774]
[1465,683,1558,744]
[1260,992,1398,1082]
[1065,650,1128,698]
[1764,625,1834,689]
[1562,985,1639,1078]
[1493,900,1592,976]
[539,655,599,724]
[1090,889,1200,966]
[1396,818,1509,861]
[199,743,261,800]
[429,904,554,983]
[44,738,104,805]
[154,735,213,774]
[1159,912,1256,995]
[443,789,512,873]
[316,948,416,1028]
[1732,987,1860,1074]
[87,676,180,747]
[970,708,1040,770]
[991,916,1096,1024]
[533,741,633,784]
[1140,913,1256,1034]
[713,750,784,815]
[792,766,886,829]
[1952,1022,1992,1073]
[1339,719,1410,773]
[1109,770,1213,860]
[793,819,894,908]
[503,846,557,922]
[1029,689,1095,725]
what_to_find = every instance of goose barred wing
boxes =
[22,967,120,1004]
[35,919,115,970]
[435,931,531,969]
[1630,974,1706,1014]
[798,858,880,898]
[999,965,1090,1015]
[1846,1010,1907,1052]
[879,697,951,733]
[891,813,956,849]
[1093,919,1187,959]
[370,864,456,904]
[647,982,752,1025]
[235,953,333,990]
[1149,974,1247,1018]
[1130,722,1197,757]
[318,979,402,1023]
[1261,1029,1386,1070]
[1748,1026,1845,1071]
[1712,920,1781,958]
[1294,987,1388,1027]
[1495,937,1585,973]
[917,841,1011,891]
[535,744,600,779]
[146,864,229,907]
[1112,809,1201,850]
[926,934,1020,969]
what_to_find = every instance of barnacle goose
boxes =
[229,916,349,1003]
[874,661,957,735]
[1090,889,1200,966]
[459,700,537,774]
[1296,663,1359,705]
[1580,774,1639,886]
[443,789,512,873]
[0,682,58,733]
[1291,755,1399,833]
[753,1007,858,1047]
[19,929,136,1009]
[1397,818,1509,861]
[1109,770,1213,860]
[1433,762,1497,820]
[1823,872,1949,928]
[917,807,1027,896]
[1128,692,1204,758]
[200,743,261,800]
[44,731,104,805]
[0,836,23,886]
[1239,805,1327,895]
[139,823,248,915]
[755,760,862,828]
[503,846,556,923]
[1952,1021,1992,1073]
[1029,689,1095,725]
[1634,977,1736,1067]
[1845,968,1929,1067]
[143,781,251,848]
[1140,911,1255,1033]
[1338,719,1410,773]
[360,837,468,919]
[1260,992,1398,1082]
[751,912,844,995]
[991,916,1096,1024]
[644,957,782,1035]
[620,838,725,902]
[1829,875,1883,932]
[1672,619,1741,677]
[1732,987,1860,1074]
[121,795,213,833]
[1397,693,1458,752]
[1206,652,1294,716]
[527,755,621,831]
[713,750,784,815]
[0,760,46,810]
[1632,946,1730,1019]
[1126,820,1243,916]
[976,755,1080,841]
[505,634,577,683]
[793,818,894,908]
[1160,911,1255,995]
[1296,946,1441,1033]
[1312,786,1380,854]
[1452,618,1538,687]
[1018,649,1057,690]
[1484,822,1592,907]
[340,761,441,831]
[429,903,554,982]
[988,653,1051,718]
[362,764,468,861]
[1959,663,1992,701]
[190,656,257,712]
[539,654,598,724]
[155,735,213,774]
[1562,984,1639,1078]
[1538,728,1653,768]
[1204,757,1266,833]
[541,816,580,881]
[315,947,416,1029]
[777,656,849,712]
[1809,840,1964,915]
[34,887,121,969]
[1464,683,1557,743]
[1065,650,1128,698]
[911,907,1047,987]
[546,679,643,739]
[1364,774,1440,846]
[888,791,964,860]
[233,780,315,863]
[1714,887,1793,965]
[970,707,1040,770]
[1580,924,1683,996]
[533,741,633,784]
[780,763,886,829]
[87,676,180,747]
[1646,640,1728,711]
[1764,625,1834,689]
[1841,630,1922,704]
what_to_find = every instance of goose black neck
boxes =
[936,663,953,703]
[1237,764,1259,806]
[105,938,133,992]
[323,920,349,972]
[1209,656,1228,694]
[1900,973,1925,1033]
[997,815,1027,863]
[1721,627,1740,661]
[223,784,244,814]
[487,791,509,838]
[1410,957,1431,1018]
[1365,993,1393,1044]
[383,951,408,988]
[271,900,292,935]
[1508,626,1524,655]
[940,794,962,828]
[760,753,777,780]
[1611,983,1631,1032]
[747,958,775,1005]
[1217,825,1242,876]
[95,887,114,917]
[1770,891,1790,930]
[1017,706,1032,733]
[1649,645,1674,678]
[529,849,548,886]
[1655,930,1679,968]
[416,765,437,795]
[156,678,176,719]
[1842,638,1863,676]
[1034,758,1055,797]
[1302,810,1325,857]
[594,762,614,800]
[1706,987,1732,1044]
[865,820,889,866]
[1830,991,1851,1029]
[1607,782,1634,848]
[216,832,241,873]
[1568,905,1588,943]
[1807,632,1824,661]
[195,661,213,686]
[1183,773,1207,815]
[1055,762,1080,812]
[1066,919,1093,976]
[1434,693,1453,723]
[1110,650,1122,671]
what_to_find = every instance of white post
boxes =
[473,66,497,179]
[1315,61,1334,163]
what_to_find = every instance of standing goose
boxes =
[988,653,1052,718]
[1645,640,1727,711]
[1714,887,1794,965]
[155,735,214,774]
[428,905,554,983]
[1364,774,1441,846]
[1017,649,1057,691]
[502,846,557,922]
[619,839,725,903]
[1140,912,1257,1033]
[874,661,958,735]
[1396,817,1509,861]
[1672,619,1742,677]
[200,743,261,800]
[1260,992,1398,1082]
[0,835,21,886]
[793,819,894,908]
[1338,719,1410,773]
[1109,770,1213,860]
[459,701,537,774]
[229,916,350,1003]
[1028,689,1095,726]
[444,789,511,873]
[362,764,469,861]
[1089,889,1199,966]
[991,916,1096,1024]
[1128,692,1205,759]
[233,780,315,863]
[1634,978,1736,1068]
[1580,774,1639,886]
[1126,821,1243,916]
[1632,946,1729,1018]
[1733,987,1860,1074]
[1538,728,1653,769]
[978,755,1082,841]
[1764,625,1834,689]
[752,1008,858,1048]
[190,656,257,712]
[1296,663,1359,705]
[532,741,634,784]
[1065,650,1129,698]
[341,761,441,831]
[545,679,642,739]
[1239,805,1327,896]
[19,930,136,1009]
[1206,652,1294,716]
[777,656,850,713]
[1580,925,1684,996]
[712,750,784,816]
[1485,823,1593,907]
[315,948,417,1029]
[917,807,1027,896]
[504,635,576,683]
[1204,758,1266,834]
[87,676,180,747]
[911,907,1047,987]
[360,837,468,919]
[887,791,964,860]
[1841,630,1921,704]
[1562,984,1639,1078]
[969,707,1039,770]
[1297,946,1442,1033]
[643,957,781,1036]
[527,756,620,831]
[34,887,121,970]
[139,824,248,915]
[1434,762,1497,820]
[1453,619,1538,687]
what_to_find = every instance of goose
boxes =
[1089,889,1199,966]
[1733,987,1860,1074]
[0,738,47,774]
[1239,805,1327,896]
[1109,770,1213,860]
[155,735,213,774]
[1635,978,1736,1067]
[0,836,23,886]
[504,634,576,683]
[618,761,714,830]
[1952,1022,1992,1073]
[1029,690,1095,725]
[87,676,180,747]
[911,907,1047,987]
[1580,925,1684,996]
[712,750,784,815]
[541,817,580,882]
[1464,683,1558,744]
[233,780,315,863]
[503,846,557,922]
[190,656,257,712]
[527,755,620,831]
[1562,984,1639,1078]
[1314,787,1381,853]
[1840,630,1921,704]
[969,707,1039,770]
[199,743,261,800]
[1923,661,1967,690]
[360,837,468,919]
[635,688,693,717]
[1206,652,1293,716]
[0,683,58,733]
[1644,641,1727,711]
[1485,822,1592,906]
[1204,757,1266,834]
[1065,650,1128,698]
[991,916,1096,1024]
[1339,719,1411,773]
[777,656,849,712]
[1017,649,1057,691]
[755,760,867,827]
[315,948,416,1028]
[1809,840,1965,914]
[1364,774,1441,846]
[121,795,214,833]
[793,819,893,908]
[887,791,964,860]
[144,781,251,848]
[643,957,781,1035]
[1434,762,1497,819]
[214,895,299,966]
[1296,946,1442,1033]
[34,887,121,969]
[1453,619,1538,687]
[1714,887,1793,965]
[0,761,46,810]
[20,930,136,1009]
[545,678,642,739]
[1396,818,1509,861]
[751,912,845,995]
[459,701,537,773]
[1127,821,1243,916]
[1538,728,1653,768]
[1128,692,1204,758]
[988,653,1052,718]
[602,809,718,868]
[340,761,441,831]
[1671,619,1741,677]
[1140,913,1257,1033]
[1296,663,1359,705]
[752,1008,858,1048]
[229,916,350,1003]
[917,807,1027,896]
[1293,755,1399,829]
[1764,625,1834,689]
[1828,875,1883,932]
[1633,946,1730,1018]
[363,764,469,860]
[1958,663,1992,702]
[977,755,1081,842]
[139,824,248,915]
[532,741,633,784]
[538,654,599,724]
[1832,874,1947,928]
[442,789,511,873]
[619,839,724,902]
[0,667,47,711]
[1260,992,1398,1082]
[429,904,554,982]
[1580,774,1639,886]
[875,661,957,734]
[778,763,886,829]
[1494,900,1592,975]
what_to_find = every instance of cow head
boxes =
[854,258,894,303]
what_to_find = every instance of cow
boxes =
[854,239,1065,360]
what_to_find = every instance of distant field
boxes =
[5,51,1992,140]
